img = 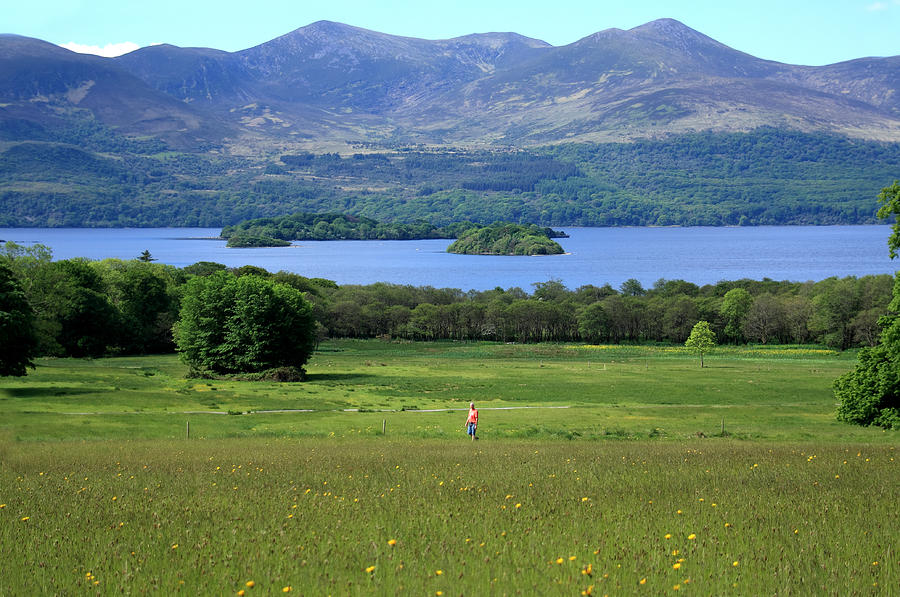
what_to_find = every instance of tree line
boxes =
[316,276,890,349]
[2,241,892,367]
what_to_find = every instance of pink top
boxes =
[466,408,478,424]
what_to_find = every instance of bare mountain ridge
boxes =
[1,19,899,148]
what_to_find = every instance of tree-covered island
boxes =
[446,223,566,255]
[222,213,567,255]
[225,235,291,248]
[221,213,477,246]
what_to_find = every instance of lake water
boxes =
[0,226,896,291]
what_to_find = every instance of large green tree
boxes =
[833,182,900,428]
[174,272,317,375]
[0,263,37,376]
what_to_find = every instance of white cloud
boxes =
[59,41,141,57]
[866,1,889,10]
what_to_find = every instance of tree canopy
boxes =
[174,272,317,376]
[0,262,37,376]
[685,320,717,368]
[446,223,564,255]
[834,181,900,428]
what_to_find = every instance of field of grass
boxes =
[1,341,897,594]
[0,340,891,443]
[2,439,895,594]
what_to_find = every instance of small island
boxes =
[221,213,476,244]
[221,213,567,255]
[225,234,291,248]
[446,223,565,255]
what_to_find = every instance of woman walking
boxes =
[465,402,479,441]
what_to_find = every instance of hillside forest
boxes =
[1,127,898,228]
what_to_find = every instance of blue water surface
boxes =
[0,226,894,291]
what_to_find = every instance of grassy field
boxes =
[1,341,897,594]
[0,340,892,443]
[1,439,895,595]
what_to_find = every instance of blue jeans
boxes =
[467,422,477,436]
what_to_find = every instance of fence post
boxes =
[382,419,386,435]
[186,421,190,439]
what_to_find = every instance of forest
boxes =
[1,241,892,362]
[1,125,898,228]
[221,213,475,242]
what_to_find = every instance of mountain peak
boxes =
[295,20,372,37]
[447,32,551,50]
[631,18,698,34]
[629,18,727,52]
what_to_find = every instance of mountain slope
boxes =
[0,35,229,147]
[1,19,899,149]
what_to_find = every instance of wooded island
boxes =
[222,214,567,255]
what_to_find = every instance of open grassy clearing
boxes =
[0,340,890,443]
[1,439,895,595]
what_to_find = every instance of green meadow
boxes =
[0,340,889,443]
[1,341,897,594]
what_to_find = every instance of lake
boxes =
[0,226,895,291]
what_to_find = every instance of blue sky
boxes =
[4,0,899,65]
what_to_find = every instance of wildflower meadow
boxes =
[1,340,897,594]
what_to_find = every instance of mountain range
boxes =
[2,18,899,150]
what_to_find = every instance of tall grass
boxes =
[1,438,895,594]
